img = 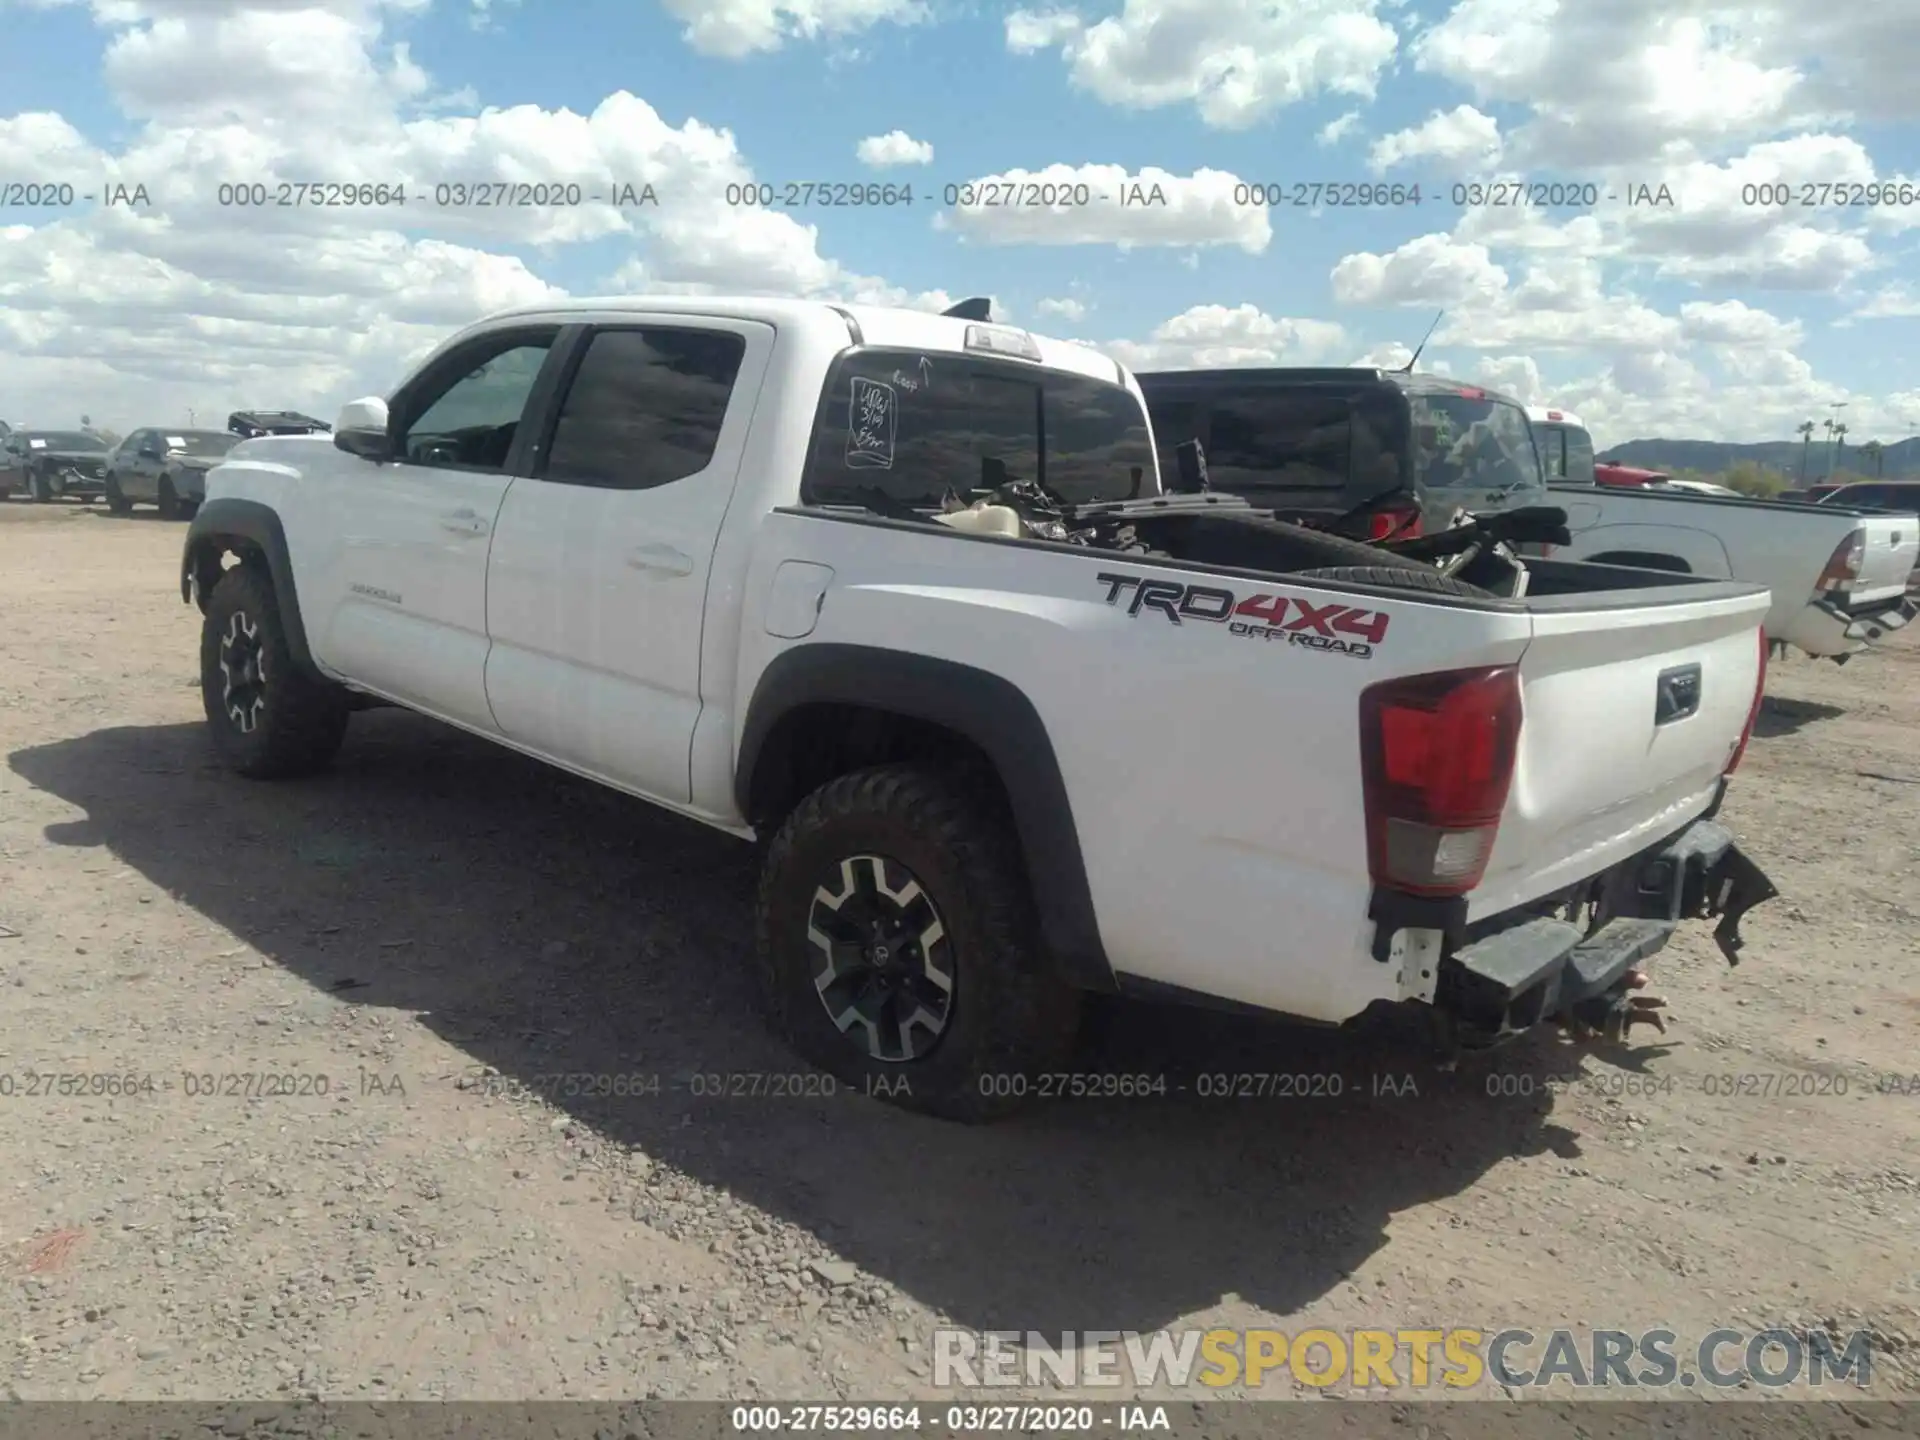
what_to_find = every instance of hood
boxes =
[36,449,108,466]
[1593,461,1668,487]
[171,455,221,471]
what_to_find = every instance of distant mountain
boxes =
[1598,435,1919,481]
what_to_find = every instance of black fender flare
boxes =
[180,497,322,678]
[736,644,1116,994]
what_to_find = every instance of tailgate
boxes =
[1468,585,1770,919]
[1847,513,1920,602]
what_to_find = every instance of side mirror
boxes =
[1170,438,1211,495]
[333,397,392,460]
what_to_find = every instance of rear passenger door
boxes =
[483,317,773,806]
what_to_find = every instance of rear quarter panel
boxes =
[734,511,1534,1021]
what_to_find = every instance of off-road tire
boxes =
[754,764,1082,1122]
[200,566,350,779]
[156,475,181,520]
[103,473,131,515]
[29,469,53,503]
[1292,564,1497,599]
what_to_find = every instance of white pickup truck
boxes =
[180,297,1779,1121]
[1528,409,1918,661]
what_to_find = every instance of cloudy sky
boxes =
[2,0,1918,448]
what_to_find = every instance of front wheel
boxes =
[199,566,351,778]
[104,473,132,515]
[753,764,1082,1122]
[29,470,53,502]
[156,475,181,520]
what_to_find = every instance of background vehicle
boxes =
[1813,481,1920,587]
[105,428,239,518]
[1595,462,1668,487]
[1137,369,1548,541]
[227,410,331,439]
[181,297,1777,1120]
[1526,407,1597,486]
[1544,483,1916,659]
[0,428,113,502]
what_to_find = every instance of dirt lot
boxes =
[1,499,1917,1408]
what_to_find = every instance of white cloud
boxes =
[1368,104,1502,173]
[855,130,933,167]
[1318,110,1362,146]
[1107,304,1348,370]
[939,164,1271,251]
[1677,299,1803,349]
[1036,296,1088,323]
[0,2,941,428]
[1330,234,1508,307]
[1005,7,1082,52]
[656,0,926,58]
[1005,0,1398,130]
[1849,284,1920,320]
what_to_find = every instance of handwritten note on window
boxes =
[846,377,897,470]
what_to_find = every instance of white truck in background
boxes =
[1527,408,1919,661]
[177,299,1781,1120]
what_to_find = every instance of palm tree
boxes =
[1821,417,1837,479]
[1833,422,1849,475]
[1797,419,1816,479]
[1862,440,1884,477]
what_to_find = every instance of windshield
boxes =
[27,431,108,451]
[803,348,1155,508]
[1410,393,1543,496]
[163,431,239,457]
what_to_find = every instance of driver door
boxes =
[123,431,160,499]
[302,323,565,731]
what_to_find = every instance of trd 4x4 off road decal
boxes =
[1095,572,1388,659]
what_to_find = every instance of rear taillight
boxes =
[1725,629,1767,776]
[1360,666,1523,898]
[1817,530,1864,590]
[1367,506,1424,542]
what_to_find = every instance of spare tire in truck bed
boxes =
[1122,511,1432,575]
[1291,565,1496,599]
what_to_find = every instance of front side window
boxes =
[166,431,239,457]
[803,349,1152,508]
[543,327,747,490]
[399,333,556,471]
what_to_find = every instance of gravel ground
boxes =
[1,500,1917,1409]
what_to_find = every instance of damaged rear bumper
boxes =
[1427,815,1779,1047]
[1783,592,1917,659]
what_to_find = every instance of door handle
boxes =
[439,509,490,536]
[626,544,694,576]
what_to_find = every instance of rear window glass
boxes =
[1141,383,1408,505]
[1411,393,1543,496]
[803,349,1154,508]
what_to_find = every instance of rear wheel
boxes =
[156,475,181,520]
[104,473,132,515]
[754,764,1082,1122]
[200,566,350,778]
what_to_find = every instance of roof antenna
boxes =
[942,297,993,321]
[1399,310,1443,373]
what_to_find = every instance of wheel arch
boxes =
[181,498,323,679]
[737,644,1115,993]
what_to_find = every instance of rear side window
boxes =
[543,327,747,490]
[803,349,1153,508]
[1563,426,1596,485]
[1539,426,1568,478]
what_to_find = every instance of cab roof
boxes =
[481,295,1128,388]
